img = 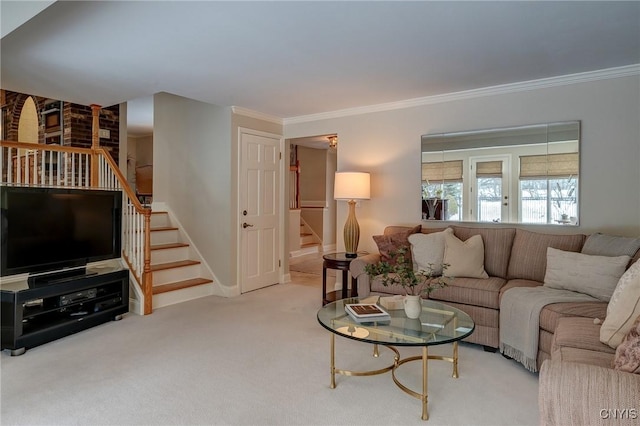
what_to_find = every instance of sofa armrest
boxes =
[539,359,640,426]
[349,253,381,298]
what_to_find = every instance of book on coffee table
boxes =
[345,303,390,323]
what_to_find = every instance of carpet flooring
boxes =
[289,254,327,276]
[0,268,539,425]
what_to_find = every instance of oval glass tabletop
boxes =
[317,297,475,346]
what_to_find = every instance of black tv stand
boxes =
[1,265,129,355]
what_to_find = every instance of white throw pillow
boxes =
[600,260,640,348]
[408,231,446,275]
[544,247,630,302]
[442,228,488,279]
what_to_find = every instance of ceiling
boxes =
[2,1,639,135]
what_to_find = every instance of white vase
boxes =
[403,295,422,319]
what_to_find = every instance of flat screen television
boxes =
[1,186,122,278]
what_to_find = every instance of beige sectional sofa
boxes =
[351,224,640,367]
[351,223,640,425]
[539,316,640,425]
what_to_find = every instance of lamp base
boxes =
[343,200,360,259]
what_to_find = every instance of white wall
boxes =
[154,92,233,286]
[284,75,640,255]
[324,151,337,246]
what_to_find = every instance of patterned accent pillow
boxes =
[373,225,421,267]
[600,259,640,348]
[613,314,640,373]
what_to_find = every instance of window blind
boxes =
[422,160,463,183]
[475,161,502,177]
[519,153,578,179]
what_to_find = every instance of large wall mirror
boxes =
[421,121,580,225]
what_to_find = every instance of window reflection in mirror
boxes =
[421,121,579,225]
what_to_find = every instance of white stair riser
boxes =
[151,246,190,264]
[291,244,320,257]
[153,264,203,286]
[150,213,171,228]
[301,234,316,245]
[153,283,215,309]
[150,229,180,245]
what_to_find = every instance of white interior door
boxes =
[240,130,281,293]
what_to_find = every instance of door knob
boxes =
[242,222,254,228]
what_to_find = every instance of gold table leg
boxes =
[330,334,336,389]
[422,346,429,421]
[452,341,459,378]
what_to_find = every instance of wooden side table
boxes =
[322,252,366,305]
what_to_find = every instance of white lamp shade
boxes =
[334,172,370,200]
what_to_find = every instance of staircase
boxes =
[149,211,215,309]
[297,220,321,256]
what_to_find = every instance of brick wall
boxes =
[3,90,120,164]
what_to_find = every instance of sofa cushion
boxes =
[408,231,446,275]
[600,259,640,349]
[507,229,585,282]
[373,224,421,266]
[499,278,541,304]
[551,346,616,369]
[552,316,615,354]
[582,232,640,258]
[613,314,640,373]
[383,224,424,237]
[428,276,506,310]
[543,247,630,301]
[443,228,489,279]
[539,301,608,334]
[452,226,515,279]
[369,273,432,296]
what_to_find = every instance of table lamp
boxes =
[334,171,370,258]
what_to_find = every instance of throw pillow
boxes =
[600,259,640,348]
[408,230,447,275]
[544,247,630,302]
[373,225,422,266]
[613,314,640,373]
[442,228,488,279]
[582,233,640,258]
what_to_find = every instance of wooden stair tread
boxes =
[300,232,312,236]
[151,259,200,271]
[151,211,167,215]
[152,278,213,295]
[151,226,179,232]
[301,242,320,248]
[151,242,189,251]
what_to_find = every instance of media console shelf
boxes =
[1,265,129,356]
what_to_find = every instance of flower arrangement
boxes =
[364,247,450,296]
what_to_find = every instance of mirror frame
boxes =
[421,121,580,226]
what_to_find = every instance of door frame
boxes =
[236,127,287,293]
[469,154,512,223]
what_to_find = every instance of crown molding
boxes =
[283,64,640,125]
[231,106,283,125]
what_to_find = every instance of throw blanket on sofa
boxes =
[499,286,598,372]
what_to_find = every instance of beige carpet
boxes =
[289,254,328,276]
[0,280,539,425]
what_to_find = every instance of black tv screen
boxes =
[1,186,122,277]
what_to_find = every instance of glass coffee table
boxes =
[317,297,475,421]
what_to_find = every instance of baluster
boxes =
[7,147,13,184]
[85,154,90,187]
